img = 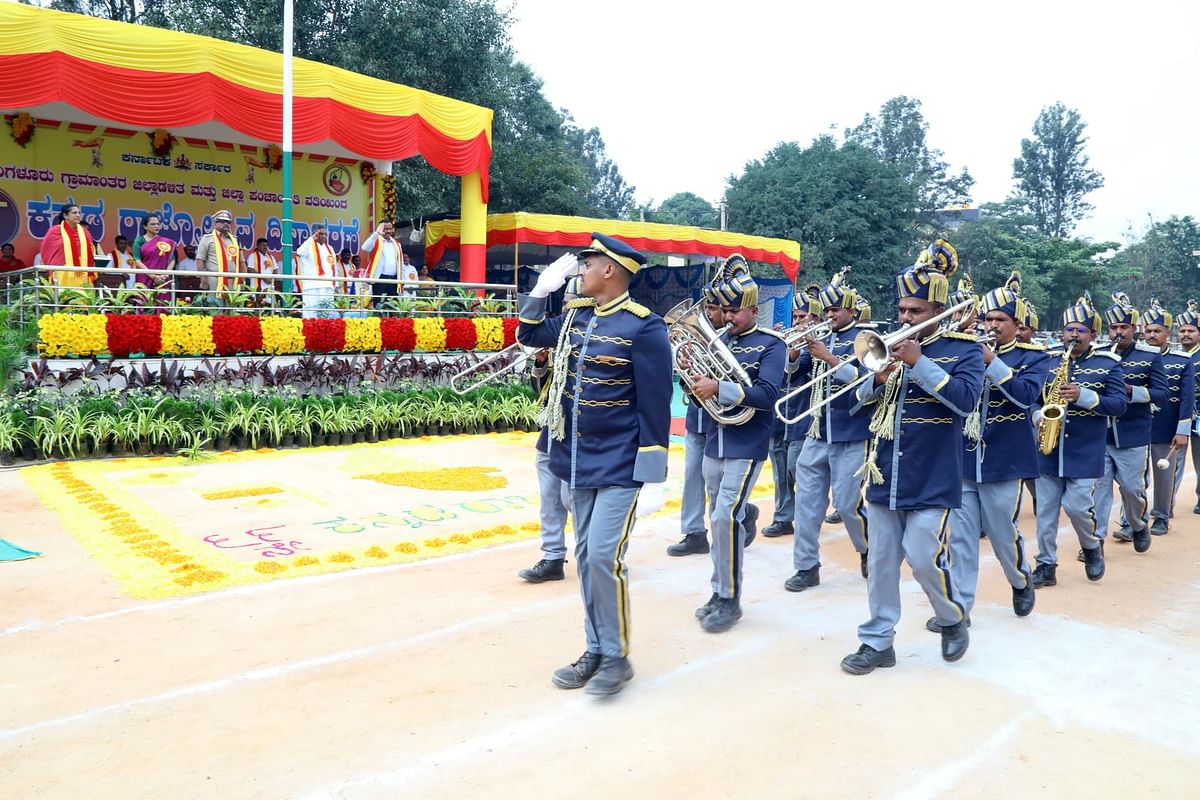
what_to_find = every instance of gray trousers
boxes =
[1034,476,1100,566]
[1150,442,1180,524]
[792,438,869,571]
[571,486,641,658]
[703,457,763,599]
[769,434,795,523]
[536,449,571,560]
[859,504,964,651]
[1094,444,1149,538]
[681,430,707,536]
[948,479,1031,617]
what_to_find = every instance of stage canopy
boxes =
[424,212,802,282]
[0,4,493,279]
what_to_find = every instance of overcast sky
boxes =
[508,0,1199,245]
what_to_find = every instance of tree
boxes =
[561,118,635,219]
[1011,102,1105,239]
[845,96,974,220]
[645,192,718,228]
[1103,216,1200,310]
[724,136,918,308]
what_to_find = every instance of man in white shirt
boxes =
[400,253,419,297]
[361,221,402,306]
[296,223,337,318]
[245,237,279,304]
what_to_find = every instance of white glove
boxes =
[1031,408,1044,426]
[529,252,577,298]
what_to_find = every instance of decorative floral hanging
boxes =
[149,128,175,157]
[9,112,34,147]
[359,162,377,182]
[380,174,397,224]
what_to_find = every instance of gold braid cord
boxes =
[806,359,829,439]
[540,308,578,441]
[857,367,903,485]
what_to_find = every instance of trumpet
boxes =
[450,342,539,394]
[775,298,976,425]
[781,319,834,350]
[980,331,998,351]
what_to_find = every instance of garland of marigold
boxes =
[412,317,446,352]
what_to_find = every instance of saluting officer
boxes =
[938,272,1048,633]
[690,258,786,632]
[1093,293,1168,554]
[1031,295,1127,588]
[762,287,822,538]
[1134,300,1192,535]
[842,240,984,675]
[517,233,673,696]
[1173,301,1200,512]
[786,268,872,594]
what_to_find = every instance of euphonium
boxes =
[665,300,755,426]
[1038,349,1073,455]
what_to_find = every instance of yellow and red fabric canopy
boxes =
[425,212,802,281]
[0,4,493,198]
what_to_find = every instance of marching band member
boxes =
[1031,295,1127,588]
[1174,301,1200,513]
[517,233,672,696]
[1131,300,1192,536]
[786,269,872,593]
[936,272,1048,633]
[840,241,983,675]
[762,288,821,538]
[689,258,785,632]
[1092,293,1168,554]
[1018,300,1041,510]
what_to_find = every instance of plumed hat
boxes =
[897,240,958,305]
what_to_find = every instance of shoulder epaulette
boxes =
[565,297,596,310]
[854,322,880,331]
[622,299,650,318]
[1015,341,1047,351]
[757,326,787,341]
[941,330,979,342]
[1093,350,1122,362]
[1135,342,1160,353]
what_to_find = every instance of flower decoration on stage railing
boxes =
[9,112,34,147]
[266,144,283,171]
[149,128,175,158]
[380,174,397,223]
[359,162,377,182]
[502,317,519,348]
[38,313,516,358]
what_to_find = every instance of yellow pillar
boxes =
[459,170,487,288]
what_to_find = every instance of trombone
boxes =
[450,342,540,395]
[774,298,976,425]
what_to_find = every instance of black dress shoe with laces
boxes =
[1031,563,1057,588]
[926,616,971,633]
[1012,579,1036,616]
[941,621,970,662]
[824,510,842,524]
[552,651,602,689]
[585,656,634,696]
[784,565,820,592]
[519,558,565,583]
[700,598,743,632]
[742,504,759,548]
[1083,542,1105,581]
[694,592,720,619]
[840,644,896,675]
[667,533,709,557]
[1132,527,1151,553]
[1150,519,1169,536]
[762,521,794,537]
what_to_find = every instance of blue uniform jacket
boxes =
[964,341,1050,483]
[1036,346,1127,479]
[705,326,786,461]
[857,331,985,510]
[685,394,716,436]
[1184,345,1200,434]
[1108,343,1169,448]
[780,348,813,442]
[1150,347,1195,443]
[794,322,872,443]
[517,291,673,488]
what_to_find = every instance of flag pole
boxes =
[281,0,294,291]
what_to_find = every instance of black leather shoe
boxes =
[585,656,634,696]
[694,592,720,619]
[784,565,820,592]
[1076,548,1086,563]
[824,510,842,524]
[762,521,794,537]
[519,558,565,583]
[1150,519,1169,536]
[1031,563,1057,588]
[1013,579,1036,616]
[1132,527,1151,553]
[1112,528,1133,543]
[667,533,709,556]
[941,621,970,662]
[742,504,759,548]
[860,551,869,579]
[552,651,602,689]
[700,598,742,632]
[1083,542,1105,581]
[1194,501,1200,514]
[840,643,896,675]
[925,616,971,633]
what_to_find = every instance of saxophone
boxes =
[1038,349,1073,455]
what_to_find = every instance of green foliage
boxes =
[1011,102,1105,239]
[0,309,37,393]
[1103,216,1200,310]
[643,192,719,229]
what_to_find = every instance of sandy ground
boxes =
[2,445,1200,799]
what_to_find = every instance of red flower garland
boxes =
[380,317,416,352]
[302,318,346,353]
[211,315,264,356]
[443,317,477,351]
[502,317,519,348]
[106,313,162,357]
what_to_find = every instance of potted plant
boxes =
[0,411,19,465]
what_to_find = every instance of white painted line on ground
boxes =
[890,711,1034,800]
